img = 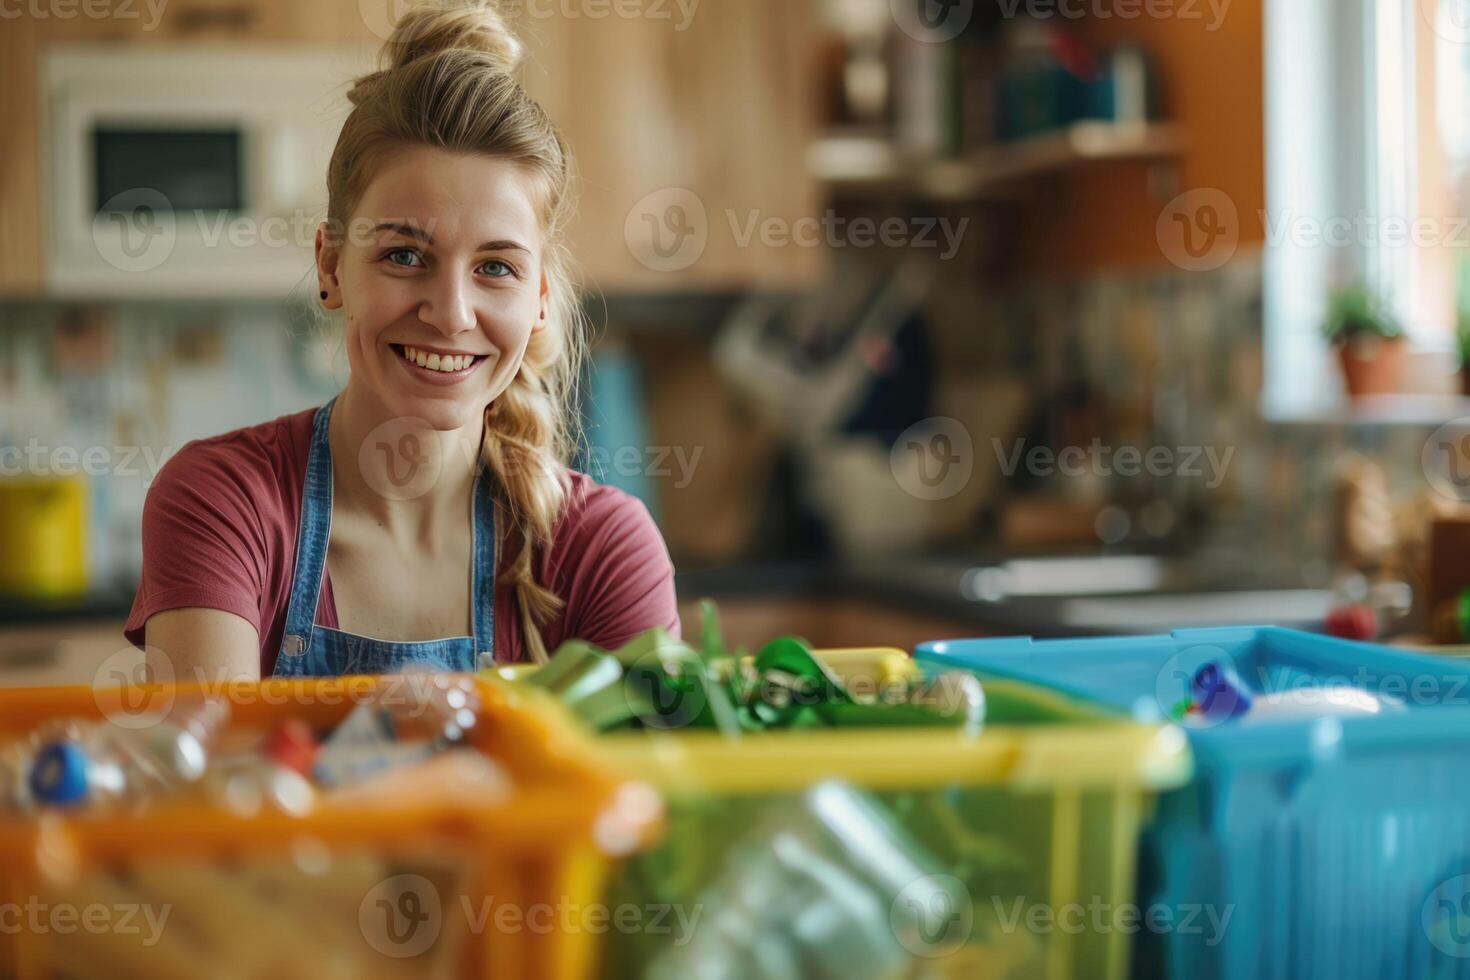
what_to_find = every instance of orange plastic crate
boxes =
[0,675,661,979]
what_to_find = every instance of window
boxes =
[1265,0,1470,417]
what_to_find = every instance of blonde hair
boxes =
[327,0,588,662]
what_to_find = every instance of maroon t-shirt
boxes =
[124,408,680,672]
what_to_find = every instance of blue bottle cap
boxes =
[1192,662,1252,722]
[29,741,92,806]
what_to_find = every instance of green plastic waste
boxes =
[520,599,984,735]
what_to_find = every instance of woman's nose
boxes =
[418,272,476,337]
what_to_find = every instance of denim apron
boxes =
[272,399,495,677]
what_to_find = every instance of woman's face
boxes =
[317,145,548,432]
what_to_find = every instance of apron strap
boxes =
[470,469,498,663]
[279,398,336,660]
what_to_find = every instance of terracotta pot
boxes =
[1335,335,1405,398]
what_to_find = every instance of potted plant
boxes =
[1322,283,1406,398]
[1458,310,1470,397]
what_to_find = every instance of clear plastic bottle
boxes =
[648,781,973,980]
[313,674,482,788]
[25,699,231,811]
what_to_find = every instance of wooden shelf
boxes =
[809,121,1184,201]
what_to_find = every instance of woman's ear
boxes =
[532,271,550,332]
[315,221,343,310]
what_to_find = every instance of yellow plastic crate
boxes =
[0,675,661,980]
[502,647,1191,980]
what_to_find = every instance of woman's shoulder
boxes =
[548,470,670,569]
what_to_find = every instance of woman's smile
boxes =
[389,342,496,385]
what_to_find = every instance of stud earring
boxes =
[320,291,328,301]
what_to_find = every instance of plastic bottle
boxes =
[25,699,231,811]
[313,674,481,789]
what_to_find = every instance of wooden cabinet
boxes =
[0,0,821,298]
[517,0,824,291]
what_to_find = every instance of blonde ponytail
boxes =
[327,0,589,662]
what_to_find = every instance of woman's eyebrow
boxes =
[370,221,526,252]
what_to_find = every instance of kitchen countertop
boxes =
[0,554,1334,638]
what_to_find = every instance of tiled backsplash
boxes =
[1,256,1454,592]
[0,301,340,589]
[924,249,1448,571]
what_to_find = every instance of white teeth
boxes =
[399,345,475,373]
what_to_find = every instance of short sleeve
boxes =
[123,442,271,649]
[550,484,680,649]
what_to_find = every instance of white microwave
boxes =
[43,45,371,298]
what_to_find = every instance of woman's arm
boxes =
[144,608,261,683]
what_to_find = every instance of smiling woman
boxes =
[122,0,680,680]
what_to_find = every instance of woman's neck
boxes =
[327,385,483,540]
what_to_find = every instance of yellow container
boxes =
[0,477,88,598]
[511,647,1192,980]
[0,675,662,980]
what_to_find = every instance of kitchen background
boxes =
[6,0,1470,682]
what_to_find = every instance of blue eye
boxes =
[479,259,514,278]
[384,248,423,267]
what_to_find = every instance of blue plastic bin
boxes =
[917,626,1470,980]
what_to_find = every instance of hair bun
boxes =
[384,0,523,75]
